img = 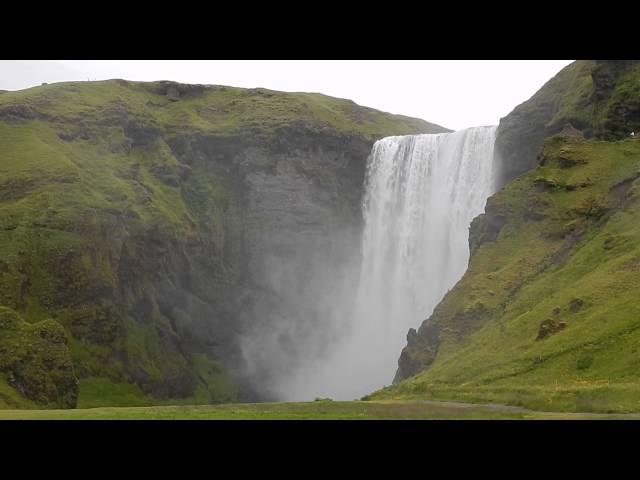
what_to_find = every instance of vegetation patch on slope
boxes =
[0,306,77,408]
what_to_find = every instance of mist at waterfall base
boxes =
[239,126,498,401]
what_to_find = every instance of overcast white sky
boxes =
[0,60,574,131]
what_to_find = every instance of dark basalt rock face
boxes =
[393,300,493,385]
[468,200,508,255]
[166,130,375,399]
[394,324,440,382]
[55,126,373,401]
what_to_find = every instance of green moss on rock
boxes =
[0,306,78,408]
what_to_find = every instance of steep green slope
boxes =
[374,133,640,413]
[378,59,640,413]
[0,80,446,408]
[495,60,640,186]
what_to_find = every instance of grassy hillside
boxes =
[0,307,75,408]
[0,80,448,140]
[495,60,640,185]
[374,133,640,413]
[0,80,445,408]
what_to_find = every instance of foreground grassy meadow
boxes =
[1,400,639,420]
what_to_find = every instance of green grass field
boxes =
[1,400,639,420]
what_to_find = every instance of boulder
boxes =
[536,318,567,340]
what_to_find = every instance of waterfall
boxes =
[350,126,498,396]
[273,126,498,401]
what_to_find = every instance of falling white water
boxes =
[353,125,498,393]
[272,126,498,401]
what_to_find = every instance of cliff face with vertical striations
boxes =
[0,79,448,407]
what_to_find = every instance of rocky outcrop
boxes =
[468,201,508,255]
[536,318,567,340]
[394,324,440,382]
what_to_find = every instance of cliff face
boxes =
[166,128,390,400]
[384,60,640,413]
[0,79,447,407]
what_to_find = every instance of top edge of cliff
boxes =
[375,124,496,142]
[0,78,451,140]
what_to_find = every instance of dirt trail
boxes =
[415,399,640,419]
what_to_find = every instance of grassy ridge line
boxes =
[0,80,449,139]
